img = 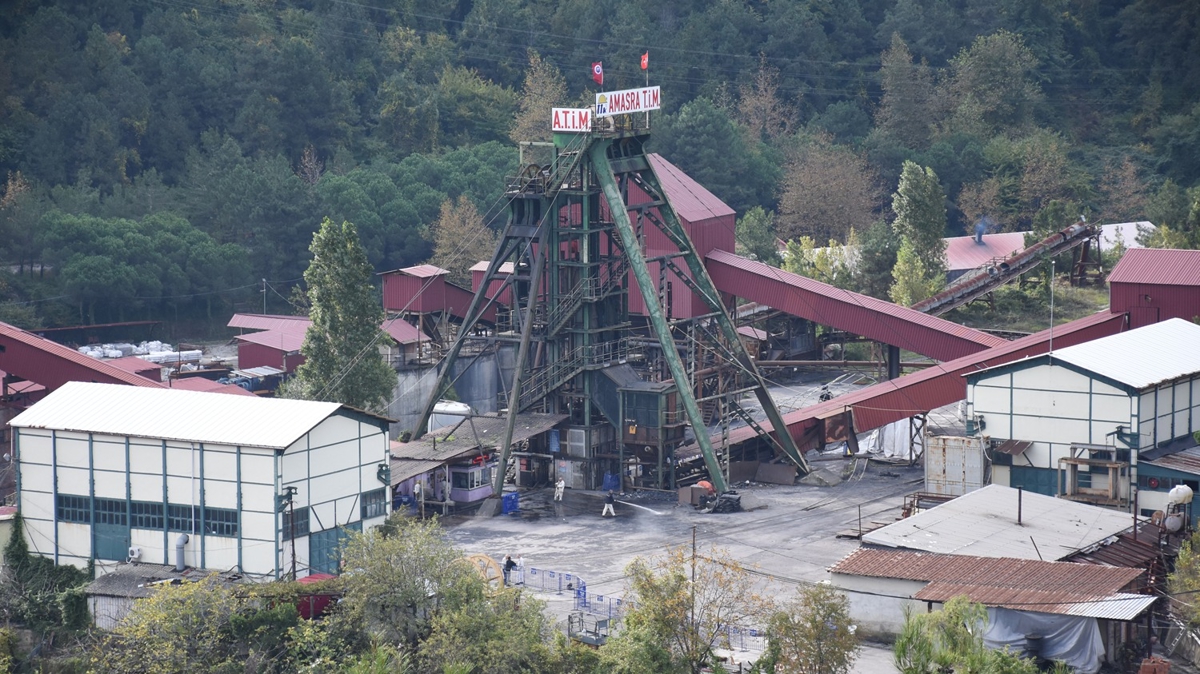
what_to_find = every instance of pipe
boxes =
[175,533,189,572]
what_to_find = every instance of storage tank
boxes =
[428,400,472,433]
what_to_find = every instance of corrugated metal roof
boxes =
[469,261,514,273]
[390,458,446,486]
[682,311,1125,453]
[235,329,304,353]
[912,583,1154,620]
[736,326,767,341]
[227,314,309,333]
[706,249,1006,362]
[170,378,257,396]
[862,484,1137,560]
[944,232,1027,272]
[832,548,1150,619]
[1107,248,1200,286]
[994,439,1032,455]
[648,153,735,223]
[1045,317,1200,389]
[395,413,567,462]
[9,381,379,450]
[0,321,165,389]
[1100,222,1153,253]
[393,264,448,279]
[102,356,162,376]
[381,317,425,345]
[1149,446,1200,474]
[831,548,1142,590]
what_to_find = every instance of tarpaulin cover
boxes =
[862,418,923,461]
[984,608,1103,674]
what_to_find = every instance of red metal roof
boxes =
[830,548,1142,592]
[647,153,735,224]
[235,330,305,352]
[706,249,1006,362]
[944,232,1026,272]
[0,321,165,390]
[702,310,1126,449]
[1108,248,1200,286]
[106,356,164,378]
[381,317,425,345]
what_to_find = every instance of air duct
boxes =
[175,533,190,572]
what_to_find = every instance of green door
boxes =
[93,498,130,561]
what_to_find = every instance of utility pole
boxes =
[690,524,697,663]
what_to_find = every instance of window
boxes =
[131,502,164,530]
[308,523,361,575]
[204,508,239,537]
[281,507,310,539]
[168,504,197,533]
[361,489,387,520]
[55,494,91,523]
[451,467,492,490]
[94,498,128,527]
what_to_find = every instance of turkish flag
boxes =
[641,52,648,70]
[591,62,604,86]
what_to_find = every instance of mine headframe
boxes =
[412,121,808,504]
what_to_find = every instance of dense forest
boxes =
[0,0,1198,331]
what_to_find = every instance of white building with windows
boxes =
[966,318,1200,515]
[10,381,391,579]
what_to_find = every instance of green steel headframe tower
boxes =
[412,121,808,502]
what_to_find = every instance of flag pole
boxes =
[644,52,650,129]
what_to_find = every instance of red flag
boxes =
[591,61,604,86]
[641,52,648,70]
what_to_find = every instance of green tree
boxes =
[0,514,90,635]
[875,34,936,149]
[779,134,881,243]
[510,50,569,145]
[783,235,857,289]
[281,218,395,412]
[601,545,774,674]
[1170,530,1200,628]
[338,516,477,647]
[735,207,781,265]
[852,220,900,300]
[892,161,948,281]
[428,196,498,287]
[889,238,941,307]
[767,583,859,674]
[894,596,1041,674]
[945,31,1043,134]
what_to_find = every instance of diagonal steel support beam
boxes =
[590,141,730,492]
[620,157,810,474]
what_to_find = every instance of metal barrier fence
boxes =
[511,563,764,651]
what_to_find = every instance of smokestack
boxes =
[175,533,190,572]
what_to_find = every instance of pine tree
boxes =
[892,160,948,281]
[282,218,395,412]
[875,34,935,149]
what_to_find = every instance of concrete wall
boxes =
[830,572,929,636]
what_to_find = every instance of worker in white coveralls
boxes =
[554,477,565,501]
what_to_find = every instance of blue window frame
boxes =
[361,488,387,520]
[130,501,164,530]
[94,498,128,527]
[203,508,238,537]
[282,507,310,539]
[55,494,91,523]
[168,504,197,533]
[309,523,361,575]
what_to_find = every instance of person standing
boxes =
[602,491,616,517]
[554,477,565,501]
[502,554,515,585]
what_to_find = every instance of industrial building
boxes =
[966,318,1200,512]
[10,381,391,579]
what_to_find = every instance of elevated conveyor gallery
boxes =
[683,311,1127,457]
[705,249,1007,362]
